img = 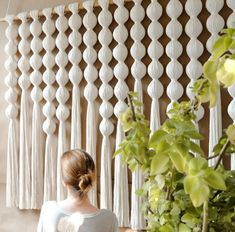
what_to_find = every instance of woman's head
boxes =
[61,149,95,197]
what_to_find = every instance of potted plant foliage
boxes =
[114,27,235,232]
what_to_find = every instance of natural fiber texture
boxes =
[5,15,19,208]
[55,5,70,201]
[113,0,130,227]
[18,12,32,209]
[227,0,235,169]
[98,0,114,211]
[206,0,224,166]
[83,0,98,206]
[29,10,44,209]
[68,3,82,150]
[130,0,146,229]
[42,7,57,202]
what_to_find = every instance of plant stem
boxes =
[128,94,137,121]
[202,200,208,232]
[214,139,230,170]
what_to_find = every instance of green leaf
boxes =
[149,130,168,148]
[188,157,208,175]
[204,169,226,190]
[181,213,197,228]
[190,184,210,207]
[212,36,232,59]
[150,153,170,175]
[189,141,205,156]
[226,124,235,145]
[179,223,191,232]
[169,151,186,173]
[184,175,201,194]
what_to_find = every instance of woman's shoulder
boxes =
[41,201,57,211]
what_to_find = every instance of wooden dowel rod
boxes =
[0,0,133,23]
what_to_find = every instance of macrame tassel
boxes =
[185,0,204,146]
[98,0,114,211]
[55,5,70,201]
[5,15,19,208]
[43,135,57,201]
[57,121,68,200]
[30,104,43,208]
[70,87,82,149]
[29,10,44,209]
[42,7,57,202]
[166,0,184,112]
[83,0,98,206]
[206,0,224,166]
[147,1,163,133]
[18,12,32,209]
[100,136,113,209]
[6,121,19,207]
[227,0,235,170]
[113,0,130,227]
[113,121,129,226]
[68,2,82,150]
[130,0,146,229]
[86,104,97,205]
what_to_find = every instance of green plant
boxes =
[114,27,235,232]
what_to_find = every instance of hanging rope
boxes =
[42,7,57,202]
[18,12,32,209]
[55,5,70,201]
[206,0,224,166]
[98,0,114,211]
[5,15,19,208]
[83,0,98,206]
[113,0,130,227]
[68,2,82,150]
[29,10,44,209]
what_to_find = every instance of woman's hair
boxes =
[61,149,95,197]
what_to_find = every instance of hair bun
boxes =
[78,172,93,194]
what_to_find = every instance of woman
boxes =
[37,149,118,232]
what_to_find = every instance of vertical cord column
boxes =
[206,0,224,166]
[166,0,184,112]
[98,0,114,211]
[113,0,130,227]
[83,0,98,206]
[5,15,19,207]
[68,2,82,150]
[42,8,57,202]
[29,10,44,209]
[55,5,70,201]
[18,12,32,209]
[147,0,164,133]
[226,0,235,169]
[185,0,204,145]
[130,0,146,229]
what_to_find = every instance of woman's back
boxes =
[37,201,118,232]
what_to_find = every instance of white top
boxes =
[37,201,118,232]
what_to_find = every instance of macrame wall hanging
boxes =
[3,0,235,230]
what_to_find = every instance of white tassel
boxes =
[113,0,130,227]
[98,0,114,211]
[227,0,235,170]
[166,0,184,112]
[83,0,98,206]
[113,121,129,226]
[206,0,224,166]
[68,2,82,150]
[29,10,44,209]
[55,5,70,201]
[18,12,32,209]
[5,15,19,208]
[130,0,146,229]
[43,135,57,201]
[42,7,57,202]
[147,0,164,133]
